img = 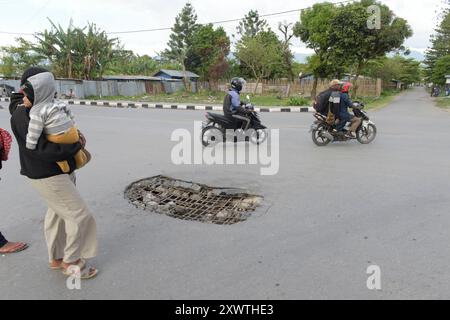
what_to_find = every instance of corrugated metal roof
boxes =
[102,75,162,81]
[154,69,200,78]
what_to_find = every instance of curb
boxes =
[0,98,315,113]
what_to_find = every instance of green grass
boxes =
[85,89,403,109]
[436,97,450,109]
[86,90,312,107]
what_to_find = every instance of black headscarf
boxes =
[9,67,49,115]
[20,67,49,86]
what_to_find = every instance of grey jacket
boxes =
[26,72,75,150]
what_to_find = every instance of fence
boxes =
[1,77,381,99]
[213,78,382,97]
[0,78,197,99]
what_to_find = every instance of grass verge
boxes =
[85,89,403,109]
[85,90,312,107]
[436,97,450,110]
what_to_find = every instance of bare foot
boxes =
[0,242,28,254]
[49,259,63,269]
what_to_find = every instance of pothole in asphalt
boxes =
[125,175,263,225]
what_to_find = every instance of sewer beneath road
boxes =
[125,175,263,225]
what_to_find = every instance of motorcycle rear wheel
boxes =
[312,125,332,146]
[202,126,225,147]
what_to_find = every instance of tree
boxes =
[163,2,199,90]
[235,31,285,93]
[33,19,79,78]
[425,9,450,82]
[362,56,401,85]
[0,38,47,77]
[292,61,311,79]
[31,19,119,79]
[431,55,450,86]
[293,2,343,97]
[107,51,159,76]
[362,55,421,88]
[187,24,230,87]
[397,57,422,86]
[278,21,295,80]
[236,10,268,38]
[330,0,412,96]
[0,55,15,77]
[81,23,117,79]
[223,57,241,79]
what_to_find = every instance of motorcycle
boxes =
[201,96,268,147]
[310,102,377,146]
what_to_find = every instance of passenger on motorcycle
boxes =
[314,79,341,117]
[223,77,251,130]
[337,82,361,138]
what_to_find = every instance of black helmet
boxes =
[231,77,246,92]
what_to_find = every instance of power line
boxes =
[0,31,34,36]
[0,0,354,37]
[108,0,354,34]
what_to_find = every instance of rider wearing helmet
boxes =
[223,77,251,130]
[338,82,361,138]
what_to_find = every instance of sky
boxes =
[0,0,447,60]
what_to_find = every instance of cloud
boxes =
[0,0,442,56]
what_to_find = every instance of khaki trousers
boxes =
[29,173,98,263]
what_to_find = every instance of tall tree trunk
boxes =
[311,77,319,99]
[182,61,190,93]
[253,78,261,95]
[352,60,364,98]
[68,54,73,79]
[285,52,294,81]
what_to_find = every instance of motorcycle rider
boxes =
[337,82,361,138]
[314,79,342,117]
[223,77,251,131]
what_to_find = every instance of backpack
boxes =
[313,89,332,114]
[0,128,13,162]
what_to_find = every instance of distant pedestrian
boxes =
[1,127,28,254]
[435,87,441,97]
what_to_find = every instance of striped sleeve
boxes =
[67,106,76,126]
[26,111,45,150]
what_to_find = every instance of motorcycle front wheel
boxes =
[250,129,268,145]
[357,123,377,144]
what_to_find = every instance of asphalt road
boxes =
[1,87,449,300]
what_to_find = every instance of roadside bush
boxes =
[287,97,310,106]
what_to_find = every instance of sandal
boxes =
[49,259,63,270]
[62,259,98,280]
[0,242,29,255]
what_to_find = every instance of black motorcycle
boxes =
[310,102,377,146]
[201,100,268,147]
